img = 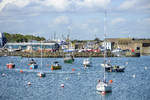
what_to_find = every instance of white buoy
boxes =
[77,72,80,75]
[66,77,69,80]
[2,73,5,77]
[132,74,136,78]
[144,66,147,70]
[28,82,31,85]
[61,84,64,88]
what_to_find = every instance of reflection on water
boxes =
[0,56,150,100]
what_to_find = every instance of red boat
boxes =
[6,63,15,69]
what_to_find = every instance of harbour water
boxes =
[0,56,150,100]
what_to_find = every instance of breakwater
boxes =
[0,51,140,58]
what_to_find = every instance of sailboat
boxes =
[96,52,112,93]
[64,34,74,64]
[29,41,38,69]
[6,50,15,69]
[37,41,45,77]
[96,9,112,93]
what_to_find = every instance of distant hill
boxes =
[3,32,45,43]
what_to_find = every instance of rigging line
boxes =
[103,5,107,82]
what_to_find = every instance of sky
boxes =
[0,0,150,40]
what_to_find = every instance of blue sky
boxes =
[0,0,150,40]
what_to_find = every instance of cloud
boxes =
[48,16,70,28]
[75,0,111,8]
[111,18,126,25]
[36,0,71,12]
[0,0,111,13]
[119,0,150,11]
[138,18,150,25]
[53,16,69,25]
[0,0,31,12]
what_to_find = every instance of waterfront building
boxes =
[5,42,60,52]
[106,38,150,55]
[102,41,114,50]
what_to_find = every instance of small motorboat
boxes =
[83,58,91,67]
[29,59,38,69]
[51,61,62,70]
[96,80,112,93]
[6,62,15,69]
[37,72,46,77]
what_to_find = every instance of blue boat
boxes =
[29,59,38,69]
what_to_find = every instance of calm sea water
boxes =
[0,56,150,100]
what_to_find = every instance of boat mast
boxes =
[103,8,107,82]
[41,40,42,69]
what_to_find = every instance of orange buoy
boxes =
[30,67,32,69]
[72,68,75,71]
[109,80,113,83]
[20,70,23,73]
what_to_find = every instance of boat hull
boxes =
[29,64,38,69]
[6,64,15,69]
[37,72,46,77]
[64,59,74,64]
[96,82,112,92]
[105,67,125,72]
[51,65,62,70]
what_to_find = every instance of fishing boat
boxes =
[64,54,74,64]
[83,58,91,67]
[29,59,38,69]
[6,62,15,69]
[28,40,38,69]
[101,63,125,72]
[51,61,62,70]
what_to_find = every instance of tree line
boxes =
[3,32,46,43]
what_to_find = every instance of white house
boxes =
[102,41,112,50]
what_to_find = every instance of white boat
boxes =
[96,81,112,92]
[37,72,45,77]
[101,63,112,68]
[83,58,91,67]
